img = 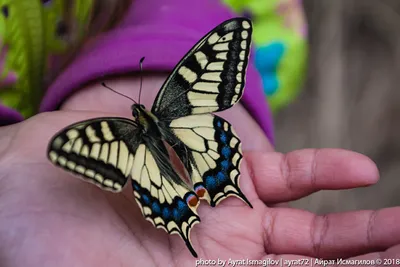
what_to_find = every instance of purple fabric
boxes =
[0,105,23,126]
[39,0,274,144]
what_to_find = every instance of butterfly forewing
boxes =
[151,18,252,120]
[47,118,139,192]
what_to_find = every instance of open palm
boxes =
[1,110,400,267]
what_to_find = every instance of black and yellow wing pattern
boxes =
[47,17,253,258]
[131,142,200,257]
[48,118,139,192]
[167,114,250,207]
[152,18,252,119]
[152,18,253,207]
[47,118,201,256]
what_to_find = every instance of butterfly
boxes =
[47,17,253,257]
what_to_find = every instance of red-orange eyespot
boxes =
[187,194,199,207]
[195,185,207,198]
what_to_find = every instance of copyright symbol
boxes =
[376,258,382,265]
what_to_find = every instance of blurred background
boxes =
[277,0,400,213]
[1,0,396,214]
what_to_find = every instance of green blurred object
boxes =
[0,0,93,119]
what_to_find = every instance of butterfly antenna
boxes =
[138,57,145,104]
[101,82,137,104]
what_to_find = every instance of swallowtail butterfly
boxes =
[47,18,253,257]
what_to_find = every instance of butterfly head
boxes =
[131,104,146,118]
[131,103,157,131]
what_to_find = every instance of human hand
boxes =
[0,76,398,266]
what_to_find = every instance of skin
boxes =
[0,74,399,267]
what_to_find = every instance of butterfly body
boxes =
[47,18,254,257]
[131,104,158,132]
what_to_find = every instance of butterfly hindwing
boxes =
[47,118,139,192]
[131,142,200,257]
[165,114,251,207]
[151,18,252,120]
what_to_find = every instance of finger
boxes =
[263,207,400,258]
[246,149,379,203]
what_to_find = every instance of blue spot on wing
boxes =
[162,207,170,220]
[220,133,227,143]
[195,116,250,207]
[142,194,150,205]
[152,202,161,214]
[217,171,225,181]
[205,175,217,190]
[130,181,200,256]
[173,208,180,221]
[177,200,186,210]
[133,183,140,191]
[222,146,231,158]
[221,160,229,170]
